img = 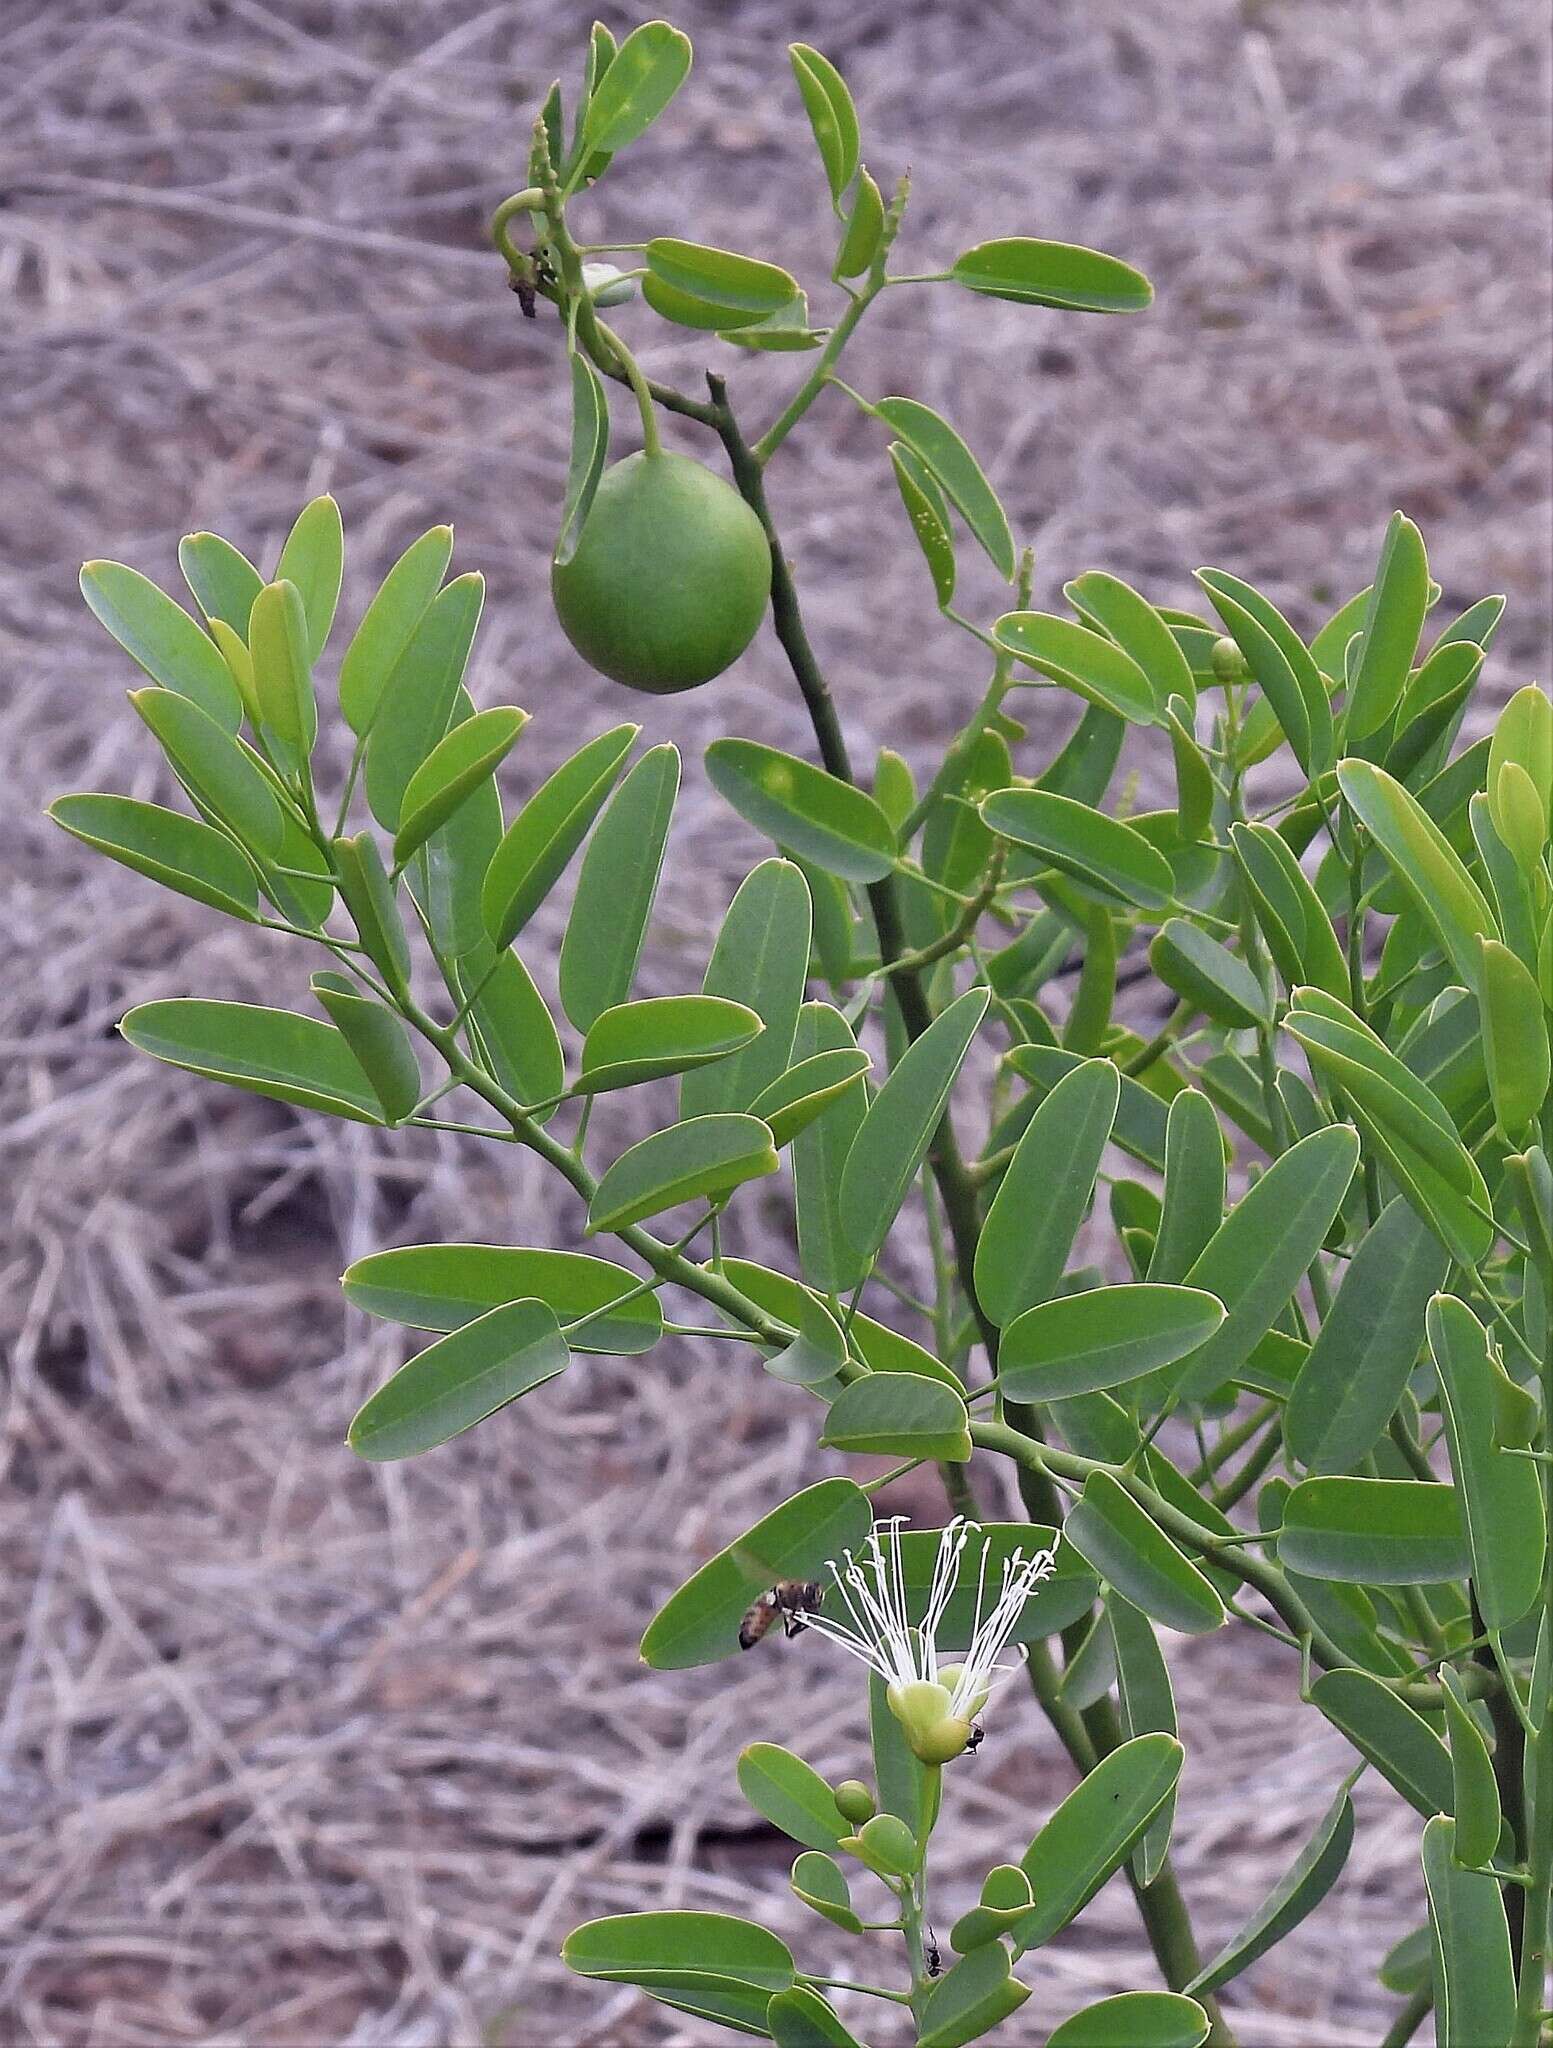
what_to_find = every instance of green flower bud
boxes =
[1211,635,1247,683]
[834,1780,876,1826]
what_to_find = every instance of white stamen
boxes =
[801,1515,1058,1731]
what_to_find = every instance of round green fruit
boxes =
[552,450,772,694]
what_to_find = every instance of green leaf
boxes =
[993,611,1159,725]
[736,1744,846,1850]
[274,495,343,662]
[1000,1285,1225,1400]
[1005,1042,1168,1171]
[763,1289,848,1387]
[347,1297,567,1461]
[1229,821,1349,1000]
[80,558,243,730]
[889,442,956,609]
[950,237,1153,314]
[248,577,316,757]
[1309,1669,1452,1819]
[788,43,858,206]
[1015,1734,1185,1950]
[820,1371,972,1461]
[981,789,1173,911]
[1146,1089,1225,1284]
[310,972,420,1125]
[333,831,412,995]
[1488,683,1553,839]
[579,21,692,154]
[976,1058,1118,1324]
[577,995,762,1095]
[563,1910,793,2035]
[455,944,564,1126]
[840,987,989,1257]
[1337,757,1497,991]
[1346,512,1429,742]
[767,1985,866,2048]
[787,1854,862,1936]
[49,792,259,923]
[129,689,283,855]
[1379,1925,1433,1996]
[1286,989,1492,1267]
[870,396,1015,581]
[411,716,501,966]
[365,573,485,830]
[1428,1293,1545,1628]
[717,1253,962,1384]
[749,1047,871,1148]
[1110,1596,1178,1885]
[645,237,799,320]
[791,1003,871,1294]
[1065,572,1197,711]
[1280,1477,1469,1584]
[588,1113,778,1234]
[482,722,638,949]
[1166,1125,1359,1404]
[392,705,526,867]
[719,294,823,351]
[640,1478,871,1669]
[707,739,897,884]
[1286,1199,1446,1473]
[341,1243,660,1354]
[1047,1994,1210,2048]
[1062,1472,1224,1634]
[834,166,885,279]
[917,1944,1030,2048]
[178,531,263,636]
[1197,570,1332,777]
[120,997,381,1123]
[1187,1780,1355,1995]
[556,354,610,566]
[949,1866,1035,1955]
[682,860,811,1119]
[559,743,678,1032]
[338,525,453,736]
[1421,1816,1517,2048]
[1439,1670,1501,1871]
[1479,935,1549,1140]
[1149,920,1268,1028]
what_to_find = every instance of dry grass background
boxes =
[2,1,1550,2042]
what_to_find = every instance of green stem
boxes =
[593,316,660,454]
[751,173,907,463]
[712,369,1234,2031]
[1381,1984,1433,2048]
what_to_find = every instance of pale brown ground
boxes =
[2,2,1550,2043]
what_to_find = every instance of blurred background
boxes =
[2,2,1549,2042]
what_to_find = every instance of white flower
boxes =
[803,1516,1057,1761]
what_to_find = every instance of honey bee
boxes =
[738,1579,822,1650]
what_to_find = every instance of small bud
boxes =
[582,261,636,308]
[1211,636,1247,684]
[834,1780,876,1826]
